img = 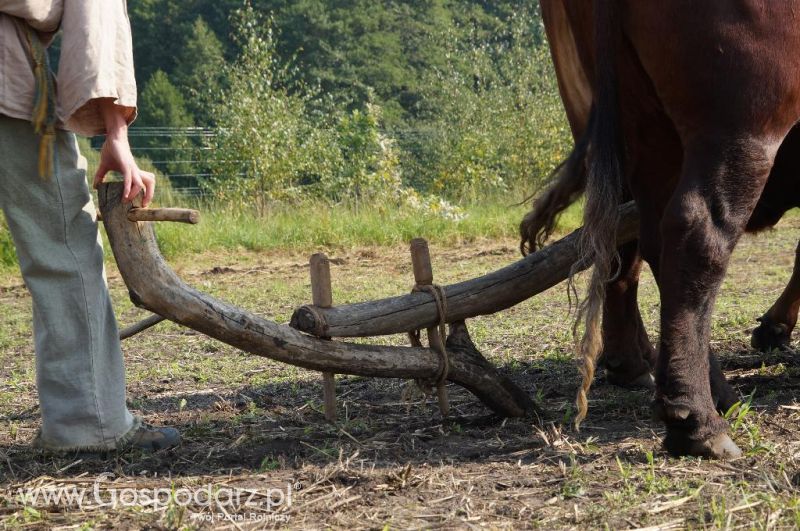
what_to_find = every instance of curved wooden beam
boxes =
[98,183,535,417]
[291,202,640,338]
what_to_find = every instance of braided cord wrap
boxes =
[24,25,57,179]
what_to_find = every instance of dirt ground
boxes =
[3,216,800,529]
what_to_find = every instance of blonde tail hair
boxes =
[572,0,624,429]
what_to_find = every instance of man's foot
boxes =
[32,420,180,455]
[124,423,181,452]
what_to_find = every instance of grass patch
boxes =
[137,187,585,261]
[0,221,16,269]
[0,196,576,277]
[151,199,530,259]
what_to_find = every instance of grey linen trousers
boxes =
[0,115,138,450]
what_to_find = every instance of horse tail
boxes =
[574,0,625,429]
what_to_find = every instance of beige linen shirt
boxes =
[0,0,136,136]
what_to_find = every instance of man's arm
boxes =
[57,0,137,135]
[0,1,61,32]
[55,0,154,205]
[94,98,155,207]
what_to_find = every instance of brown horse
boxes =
[526,0,800,369]
[524,0,800,458]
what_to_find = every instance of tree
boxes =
[409,7,570,200]
[139,70,193,129]
[127,1,566,199]
[262,0,453,129]
[127,0,548,131]
[136,70,195,185]
[203,6,330,212]
[127,0,237,84]
[174,17,227,125]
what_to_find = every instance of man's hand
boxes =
[93,99,155,207]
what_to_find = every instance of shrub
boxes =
[407,8,572,201]
[202,6,328,212]
[203,6,464,220]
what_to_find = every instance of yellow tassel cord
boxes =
[25,27,57,179]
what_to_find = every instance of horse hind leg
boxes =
[654,136,777,459]
[633,191,738,413]
[752,240,800,351]
[600,240,657,388]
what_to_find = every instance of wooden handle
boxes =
[119,314,165,340]
[410,238,433,286]
[128,207,200,224]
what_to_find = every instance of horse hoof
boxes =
[751,316,790,352]
[607,370,655,390]
[688,433,743,459]
[628,371,656,390]
[664,431,742,459]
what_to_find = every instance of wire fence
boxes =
[124,125,442,198]
[126,127,217,198]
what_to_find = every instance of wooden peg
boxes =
[310,253,336,421]
[128,207,200,224]
[310,253,333,309]
[409,238,434,286]
[409,239,450,416]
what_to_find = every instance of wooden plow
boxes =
[99,182,639,421]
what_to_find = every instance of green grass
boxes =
[0,193,583,271]
[147,185,587,260]
[0,224,15,268]
[151,198,531,259]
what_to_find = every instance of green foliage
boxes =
[256,0,541,130]
[128,1,571,220]
[320,104,398,201]
[125,1,562,146]
[136,70,195,179]
[724,391,772,456]
[0,213,17,268]
[127,1,535,128]
[139,71,194,129]
[173,17,227,125]
[408,10,571,200]
[261,0,452,128]
[203,7,464,219]
[203,6,329,210]
[127,0,238,84]
[319,103,465,219]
